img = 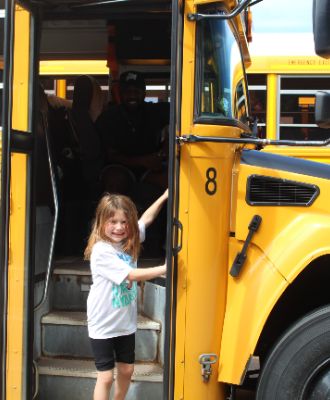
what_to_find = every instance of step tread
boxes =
[53,257,164,276]
[37,357,163,382]
[53,258,90,276]
[41,311,161,330]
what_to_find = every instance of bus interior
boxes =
[32,1,173,398]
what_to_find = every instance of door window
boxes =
[196,12,248,125]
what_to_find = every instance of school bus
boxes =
[3,0,330,399]
[247,38,330,163]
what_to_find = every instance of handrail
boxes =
[32,360,39,399]
[34,110,59,311]
[187,0,263,21]
[177,134,330,147]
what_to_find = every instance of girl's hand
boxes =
[126,280,133,289]
[163,188,169,200]
[161,261,167,276]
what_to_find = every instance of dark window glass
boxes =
[280,126,330,141]
[279,76,330,140]
[196,14,248,124]
[248,73,267,137]
[281,77,330,90]
[247,73,267,86]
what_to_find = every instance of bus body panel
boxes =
[7,5,32,399]
[219,239,286,384]
[261,145,330,164]
[218,152,330,385]
[235,159,330,281]
[175,0,248,395]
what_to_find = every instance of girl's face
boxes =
[104,210,129,243]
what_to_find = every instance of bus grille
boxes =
[246,175,319,206]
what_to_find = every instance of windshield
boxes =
[196,16,248,124]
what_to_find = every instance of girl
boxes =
[84,190,168,400]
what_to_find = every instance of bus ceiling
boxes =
[26,0,172,19]
[37,1,172,61]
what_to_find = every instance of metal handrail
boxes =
[187,0,263,21]
[32,360,39,399]
[34,110,59,311]
[178,134,330,147]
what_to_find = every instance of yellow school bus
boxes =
[247,37,330,162]
[3,0,330,399]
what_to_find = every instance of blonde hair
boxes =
[84,193,140,262]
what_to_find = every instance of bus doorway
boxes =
[31,2,178,399]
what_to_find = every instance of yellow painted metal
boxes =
[56,79,67,98]
[7,154,27,400]
[176,127,239,398]
[39,59,108,76]
[235,165,330,283]
[175,1,248,396]
[261,146,330,164]
[7,5,30,399]
[174,3,195,396]
[266,73,278,140]
[11,6,30,132]
[219,239,287,384]
[247,55,330,74]
[219,159,330,383]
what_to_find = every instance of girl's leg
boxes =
[113,362,134,400]
[94,369,114,400]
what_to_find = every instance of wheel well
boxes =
[255,255,330,362]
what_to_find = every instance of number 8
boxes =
[205,167,217,195]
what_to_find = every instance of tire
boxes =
[256,306,330,400]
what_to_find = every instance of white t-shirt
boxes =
[87,221,145,339]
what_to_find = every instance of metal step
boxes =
[41,311,161,361]
[37,357,163,400]
[52,256,165,275]
[52,257,165,311]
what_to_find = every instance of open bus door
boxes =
[0,1,39,399]
[172,1,251,399]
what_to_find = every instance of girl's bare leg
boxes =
[113,362,134,400]
[94,369,114,400]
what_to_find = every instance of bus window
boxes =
[247,73,267,137]
[39,72,170,104]
[196,11,248,125]
[279,76,330,140]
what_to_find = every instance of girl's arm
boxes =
[127,262,166,281]
[140,189,168,228]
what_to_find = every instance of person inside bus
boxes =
[96,70,169,256]
[41,76,106,256]
[96,70,169,195]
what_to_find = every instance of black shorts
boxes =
[90,333,135,371]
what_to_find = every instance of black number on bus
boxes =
[205,167,217,195]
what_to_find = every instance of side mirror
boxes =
[315,91,330,128]
[313,0,330,58]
